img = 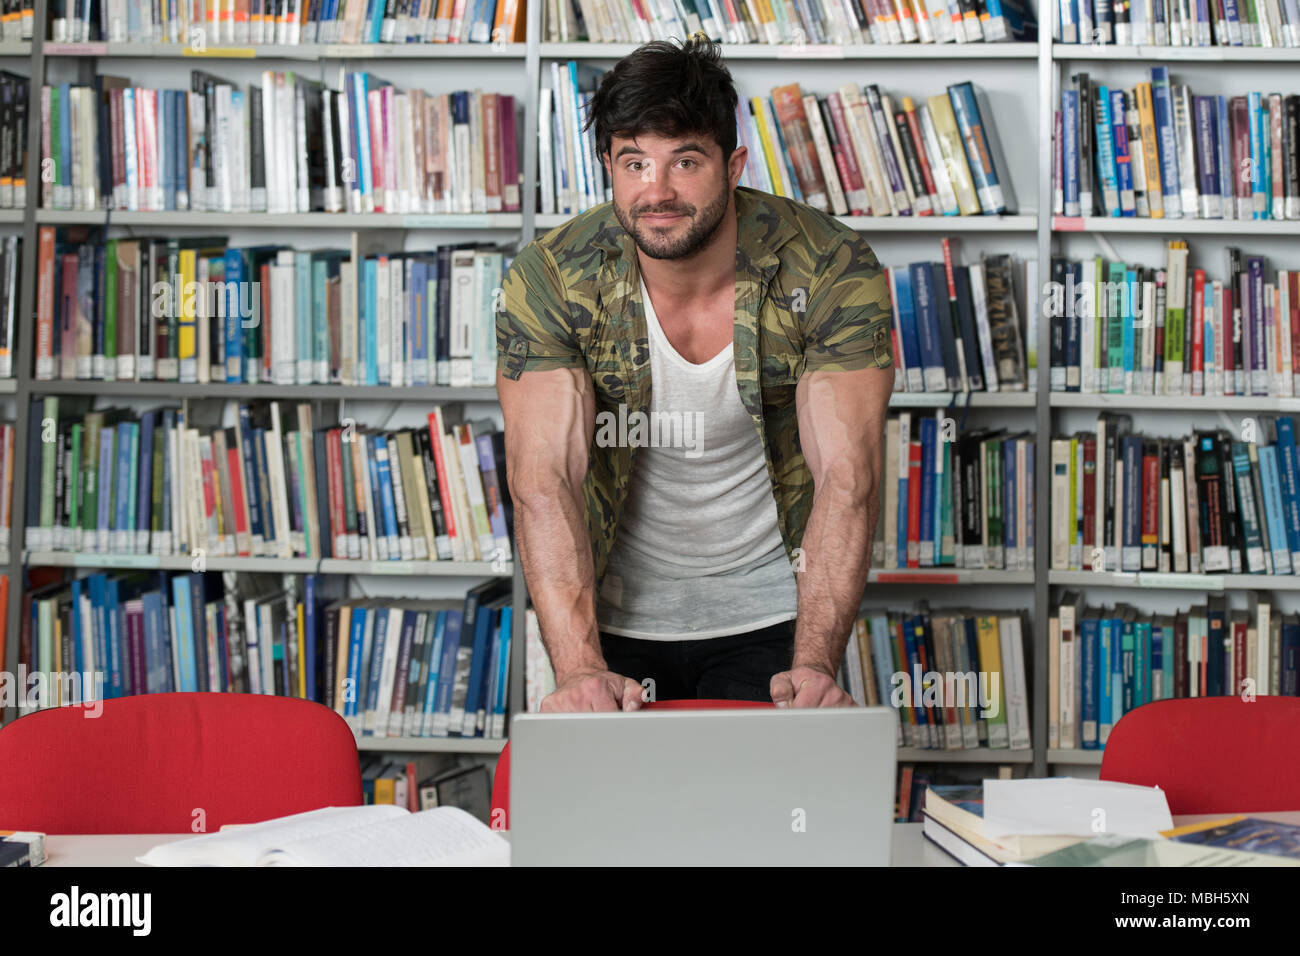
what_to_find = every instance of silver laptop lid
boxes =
[510,707,898,866]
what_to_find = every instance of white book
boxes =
[537,86,555,215]
[389,258,405,388]
[1000,615,1032,750]
[448,249,476,387]
[137,805,508,867]
[271,252,296,386]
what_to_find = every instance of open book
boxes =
[137,805,509,867]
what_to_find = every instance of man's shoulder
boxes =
[735,187,871,272]
[523,203,623,288]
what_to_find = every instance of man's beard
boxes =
[613,177,731,260]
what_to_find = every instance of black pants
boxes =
[599,619,796,704]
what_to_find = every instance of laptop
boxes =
[509,707,898,866]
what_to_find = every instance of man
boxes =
[496,36,894,712]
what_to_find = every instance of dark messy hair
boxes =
[583,36,739,164]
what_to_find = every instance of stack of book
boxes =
[18,572,515,739]
[1054,68,1300,220]
[538,61,608,216]
[26,398,513,564]
[1054,0,1300,47]
[1050,592,1300,752]
[889,243,1030,393]
[33,233,507,387]
[875,411,1036,571]
[0,72,28,212]
[544,0,1037,44]
[334,581,513,740]
[1049,416,1300,577]
[1048,243,1300,397]
[40,74,522,215]
[738,81,1016,217]
[52,0,526,45]
[846,603,1032,750]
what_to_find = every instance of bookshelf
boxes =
[0,1,1292,784]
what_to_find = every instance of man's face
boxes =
[606,131,740,261]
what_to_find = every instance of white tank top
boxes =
[594,275,798,640]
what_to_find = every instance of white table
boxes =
[45,814,1300,866]
[41,823,958,866]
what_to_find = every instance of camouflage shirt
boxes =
[497,185,894,590]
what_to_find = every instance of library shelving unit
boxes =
[1040,36,1300,770]
[3,2,1290,778]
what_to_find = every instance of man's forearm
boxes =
[791,464,881,675]
[513,479,606,683]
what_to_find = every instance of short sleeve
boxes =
[497,241,585,381]
[801,233,894,374]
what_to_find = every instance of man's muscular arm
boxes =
[497,366,643,712]
[770,364,893,707]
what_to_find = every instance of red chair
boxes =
[490,698,772,830]
[1099,696,1300,815]
[0,692,363,833]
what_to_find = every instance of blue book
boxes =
[1062,89,1081,217]
[224,249,245,382]
[433,610,464,735]
[170,575,197,692]
[1002,436,1017,564]
[1094,85,1120,216]
[1283,618,1300,696]
[141,588,162,693]
[1122,269,1138,380]
[892,269,922,390]
[465,603,499,736]
[1248,92,1264,219]
[113,422,133,552]
[157,91,171,210]
[105,578,125,695]
[344,605,367,725]
[363,257,378,385]
[1151,620,1164,700]
[1136,619,1151,708]
[901,614,931,746]
[1098,615,1113,746]
[303,575,318,703]
[312,256,331,384]
[1110,613,1124,731]
[1149,66,1182,216]
[1274,418,1300,566]
[1192,95,1220,218]
[188,574,209,693]
[410,260,428,385]
[1109,88,1135,216]
[918,417,936,566]
[908,262,945,391]
[363,607,390,735]
[1215,95,1233,211]
[1081,617,1099,749]
[237,408,265,548]
[420,611,447,736]
[97,426,116,552]
[374,434,399,557]
[491,605,513,736]
[1259,444,1291,574]
[86,574,110,696]
[1121,434,1143,571]
[1120,616,1135,715]
[947,81,1011,214]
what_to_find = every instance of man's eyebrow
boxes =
[612,141,710,161]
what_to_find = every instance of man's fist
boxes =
[770,665,855,708]
[541,669,646,713]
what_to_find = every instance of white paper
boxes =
[137,805,408,866]
[982,778,1174,840]
[261,807,509,867]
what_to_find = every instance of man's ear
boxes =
[729,144,748,189]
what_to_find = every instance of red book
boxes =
[35,227,56,380]
[225,439,251,556]
[426,410,459,551]
[326,427,345,559]
[1290,273,1300,391]
[59,251,78,380]
[1221,284,1235,392]
[907,437,922,568]
[771,84,831,213]
[826,92,868,214]
[483,92,501,212]
[904,98,939,208]
[498,94,519,212]
[1141,440,1159,569]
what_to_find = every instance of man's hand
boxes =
[540,669,646,713]
[770,664,855,708]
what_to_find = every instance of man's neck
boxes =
[635,193,738,301]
